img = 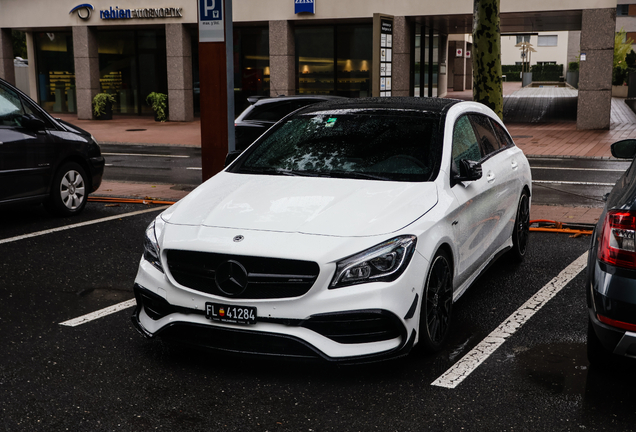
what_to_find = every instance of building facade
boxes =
[0,0,619,129]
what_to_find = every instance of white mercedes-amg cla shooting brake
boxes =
[132,97,532,363]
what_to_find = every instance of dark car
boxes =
[234,95,345,151]
[587,139,636,365]
[0,78,104,216]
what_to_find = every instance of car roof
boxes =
[294,97,463,115]
[249,95,346,106]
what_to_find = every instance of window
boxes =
[537,61,557,66]
[469,114,500,155]
[295,25,372,98]
[452,116,481,171]
[538,35,558,47]
[617,5,629,16]
[0,84,24,127]
[516,35,531,44]
[490,120,515,149]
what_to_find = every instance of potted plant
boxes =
[146,92,168,122]
[92,93,116,120]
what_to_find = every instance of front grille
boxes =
[166,250,320,299]
[301,311,403,344]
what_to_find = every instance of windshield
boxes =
[231,109,442,182]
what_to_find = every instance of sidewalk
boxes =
[58,86,636,226]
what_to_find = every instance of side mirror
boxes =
[21,114,46,131]
[453,159,482,184]
[611,139,636,159]
[224,150,243,167]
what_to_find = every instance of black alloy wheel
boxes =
[46,162,88,216]
[511,190,530,262]
[419,250,453,352]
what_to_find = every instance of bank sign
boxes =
[295,0,315,14]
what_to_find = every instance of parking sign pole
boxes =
[198,0,234,181]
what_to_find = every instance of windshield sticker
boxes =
[326,118,337,128]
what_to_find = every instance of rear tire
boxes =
[418,250,453,353]
[45,162,88,216]
[510,190,530,262]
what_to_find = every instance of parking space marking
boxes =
[531,167,625,172]
[0,206,168,245]
[59,299,136,327]
[432,251,588,389]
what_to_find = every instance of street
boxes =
[1,197,635,430]
[99,143,629,209]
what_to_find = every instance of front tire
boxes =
[46,162,88,216]
[510,190,530,262]
[418,250,453,352]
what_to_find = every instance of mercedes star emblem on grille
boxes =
[215,260,249,296]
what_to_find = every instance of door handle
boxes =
[486,171,495,183]
[511,160,518,169]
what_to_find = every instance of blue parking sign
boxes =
[199,0,224,42]
[200,0,222,21]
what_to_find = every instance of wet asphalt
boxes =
[1,201,635,431]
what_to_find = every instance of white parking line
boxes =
[431,251,588,389]
[59,299,137,327]
[0,206,169,245]
[102,153,190,158]
[186,167,202,170]
[531,167,625,172]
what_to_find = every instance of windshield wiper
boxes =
[327,171,393,181]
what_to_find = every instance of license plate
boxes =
[205,302,257,325]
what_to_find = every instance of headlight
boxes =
[330,236,417,289]
[143,216,166,272]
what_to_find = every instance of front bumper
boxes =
[132,284,416,363]
[88,156,105,192]
[131,235,428,362]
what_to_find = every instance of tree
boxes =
[11,30,27,59]
[472,0,503,119]
[614,29,633,85]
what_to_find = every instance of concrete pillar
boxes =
[392,16,410,97]
[577,8,615,130]
[453,40,466,91]
[25,31,38,102]
[269,21,295,96]
[72,26,100,119]
[166,24,193,122]
[465,42,473,90]
[437,35,448,97]
[0,28,15,84]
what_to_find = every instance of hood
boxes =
[164,172,437,237]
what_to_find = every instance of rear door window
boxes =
[469,114,500,155]
[490,119,515,149]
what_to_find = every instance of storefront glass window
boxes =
[97,29,167,116]
[296,25,371,97]
[34,32,75,113]
[234,27,270,114]
[192,26,270,117]
[336,26,372,97]
[296,27,335,95]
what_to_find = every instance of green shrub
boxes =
[568,62,579,72]
[530,64,564,81]
[501,65,523,81]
